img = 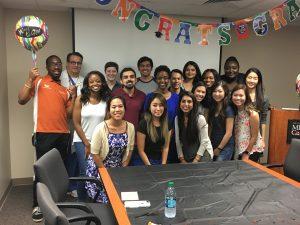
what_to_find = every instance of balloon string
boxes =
[31,51,37,68]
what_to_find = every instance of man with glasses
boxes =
[60,52,84,198]
[18,55,77,222]
[61,52,84,95]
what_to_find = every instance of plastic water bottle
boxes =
[164,181,176,218]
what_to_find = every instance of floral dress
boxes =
[85,125,128,203]
[234,109,264,159]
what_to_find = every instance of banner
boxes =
[96,0,300,46]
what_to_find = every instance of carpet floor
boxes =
[0,185,41,225]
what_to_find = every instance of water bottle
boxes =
[164,181,176,218]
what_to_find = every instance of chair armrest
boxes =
[56,202,93,213]
[69,176,102,187]
[265,163,284,168]
[68,214,101,225]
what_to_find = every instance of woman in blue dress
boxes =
[86,96,135,203]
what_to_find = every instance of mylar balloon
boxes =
[15,15,48,66]
[296,74,300,96]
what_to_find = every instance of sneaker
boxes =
[67,190,78,198]
[32,206,43,222]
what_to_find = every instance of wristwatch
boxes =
[244,151,251,155]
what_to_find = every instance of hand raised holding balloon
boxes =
[29,67,39,81]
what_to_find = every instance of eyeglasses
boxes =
[69,61,82,66]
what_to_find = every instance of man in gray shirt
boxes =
[135,56,157,94]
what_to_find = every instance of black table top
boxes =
[107,161,300,225]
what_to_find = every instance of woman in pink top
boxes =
[231,84,264,162]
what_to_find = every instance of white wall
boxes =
[0,4,11,201]
[75,9,222,75]
[5,9,72,179]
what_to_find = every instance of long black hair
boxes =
[177,91,199,143]
[144,93,169,144]
[80,70,111,104]
[183,61,202,86]
[208,81,229,126]
[244,67,264,111]
[192,81,209,109]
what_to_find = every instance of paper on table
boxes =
[121,191,139,201]
[124,200,151,208]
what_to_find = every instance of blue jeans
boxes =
[215,143,234,161]
[74,142,88,201]
[65,150,78,192]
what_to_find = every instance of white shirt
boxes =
[73,101,107,143]
[60,70,84,96]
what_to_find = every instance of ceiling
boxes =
[0,0,297,21]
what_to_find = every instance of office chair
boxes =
[267,138,300,182]
[34,148,117,225]
[37,182,101,225]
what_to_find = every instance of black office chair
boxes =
[37,182,101,225]
[267,138,300,182]
[34,148,117,225]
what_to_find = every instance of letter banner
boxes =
[157,16,173,41]
[111,0,139,22]
[92,0,300,47]
[234,19,251,40]
[197,24,214,46]
[286,0,300,22]
[253,13,269,36]
[218,23,231,46]
[134,8,154,31]
[175,22,192,44]
[269,5,287,30]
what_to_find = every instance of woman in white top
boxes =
[73,70,111,200]
[175,91,213,163]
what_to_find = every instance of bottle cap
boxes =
[167,181,174,187]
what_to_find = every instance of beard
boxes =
[124,83,134,89]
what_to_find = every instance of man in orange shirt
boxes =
[18,55,77,222]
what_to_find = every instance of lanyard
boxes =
[68,74,77,86]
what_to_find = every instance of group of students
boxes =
[18,53,270,218]
[70,55,270,203]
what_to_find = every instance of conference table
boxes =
[99,160,300,225]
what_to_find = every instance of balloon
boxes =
[15,15,48,66]
[296,74,300,96]
[95,0,112,5]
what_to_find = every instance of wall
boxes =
[222,24,300,109]
[5,9,72,179]
[0,4,11,202]
[75,9,222,76]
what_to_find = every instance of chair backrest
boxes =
[34,148,69,202]
[37,182,69,225]
[284,138,300,182]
